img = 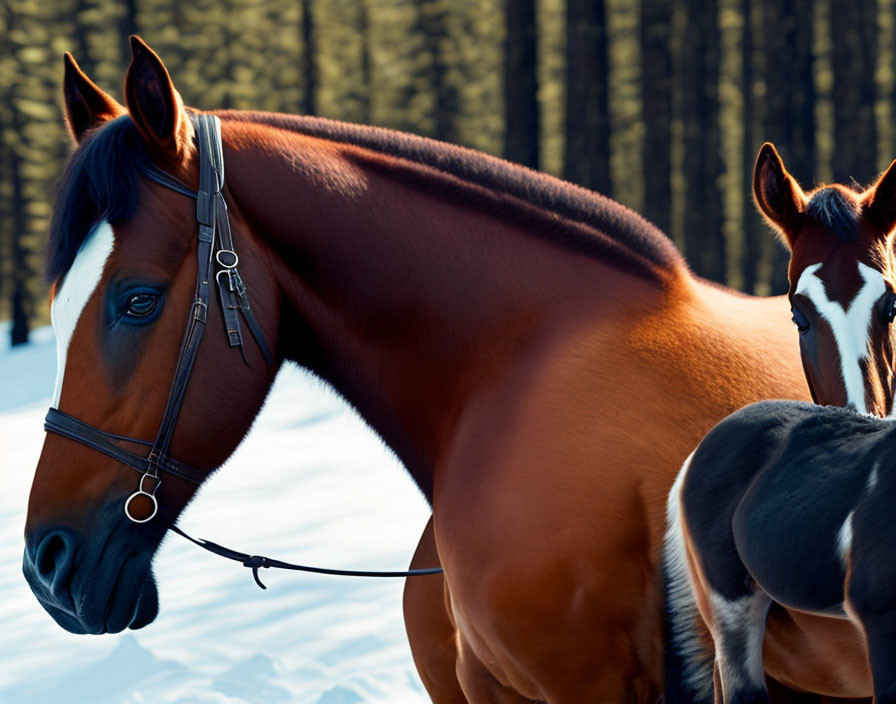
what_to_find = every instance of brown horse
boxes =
[753,143,896,417]
[24,38,871,702]
[663,147,896,703]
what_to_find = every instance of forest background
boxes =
[0,0,886,344]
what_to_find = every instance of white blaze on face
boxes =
[795,261,887,414]
[50,221,115,408]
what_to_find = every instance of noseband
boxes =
[43,114,441,583]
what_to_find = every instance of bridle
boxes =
[45,114,270,524]
[43,114,441,584]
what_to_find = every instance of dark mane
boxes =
[49,110,686,287]
[47,116,147,285]
[805,187,860,242]
[218,111,685,282]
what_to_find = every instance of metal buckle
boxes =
[216,269,236,292]
[124,472,160,523]
[232,271,247,298]
[216,249,239,269]
[192,299,208,322]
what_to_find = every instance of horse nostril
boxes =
[32,529,78,590]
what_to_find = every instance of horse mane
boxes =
[48,110,687,287]
[805,187,860,242]
[47,116,148,285]
[219,111,686,283]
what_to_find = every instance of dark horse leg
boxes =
[845,495,896,704]
[858,611,896,704]
[679,478,772,701]
[707,588,773,704]
[667,456,768,704]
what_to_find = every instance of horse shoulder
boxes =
[433,313,670,701]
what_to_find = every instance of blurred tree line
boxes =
[0,0,891,344]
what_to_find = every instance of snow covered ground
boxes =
[0,325,433,703]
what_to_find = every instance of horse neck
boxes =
[223,120,667,498]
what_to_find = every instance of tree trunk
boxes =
[831,0,876,184]
[301,0,317,115]
[419,1,460,144]
[9,100,29,347]
[760,0,815,292]
[503,0,540,169]
[681,0,725,283]
[762,0,815,184]
[120,0,138,61]
[563,0,611,194]
[640,0,672,234]
[359,0,372,125]
[741,0,758,293]
[11,286,29,347]
[72,0,96,79]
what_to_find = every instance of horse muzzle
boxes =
[22,504,160,634]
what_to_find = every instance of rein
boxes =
[169,526,443,589]
[44,114,442,585]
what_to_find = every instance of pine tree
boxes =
[760,0,814,292]
[639,0,671,234]
[831,0,877,183]
[503,0,540,169]
[418,0,460,144]
[301,0,317,115]
[563,0,610,193]
[681,0,725,283]
[9,95,29,346]
[5,0,69,343]
[359,0,373,124]
[741,0,759,293]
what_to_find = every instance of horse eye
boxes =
[881,292,896,325]
[125,293,159,319]
[791,308,809,333]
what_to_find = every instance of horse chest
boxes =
[733,459,870,614]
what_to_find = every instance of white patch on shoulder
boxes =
[50,221,115,408]
[664,451,715,703]
[795,262,886,414]
[837,510,855,566]
[866,464,880,492]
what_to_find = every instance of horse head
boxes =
[23,38,278,634]
[754,143,896,416]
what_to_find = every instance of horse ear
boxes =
[753,142,806,248]
[63,53,126,143]
[865,158,896,235]
[124,36,190,159]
